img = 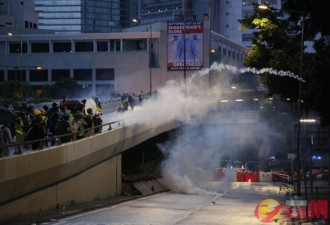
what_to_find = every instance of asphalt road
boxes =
[39,182,288,225]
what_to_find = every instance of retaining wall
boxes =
[0,120,178,222]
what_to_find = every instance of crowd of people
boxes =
[0,97,103,157]
[117,91,145,113]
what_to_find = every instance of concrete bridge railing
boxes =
[0,119,178,222]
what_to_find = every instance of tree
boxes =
[49,77,79,99]
[239,3,330,125]
[0,80,34,106]
[239,5,302,104]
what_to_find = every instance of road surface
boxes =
[40,182,288,225]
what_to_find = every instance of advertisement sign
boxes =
[167,21,204,71]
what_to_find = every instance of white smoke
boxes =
[108,63,293,195]
[195,62,306,82]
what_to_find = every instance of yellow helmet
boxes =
[34,109,41,115]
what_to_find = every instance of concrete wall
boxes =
[0,119,178,222]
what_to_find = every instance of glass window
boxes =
[97,41,108,52]
[96,69,114,81]
[115,40,120,52]
[73,69,92,81]
[9,43,27,53]
[110,40,115,51]
[123,39,147,51]
[53,42,71,52]
[31,42,49,53]
[95,84,114,96]
[75,41,93,52]
[8,70,26,81]
[52,69,70,81]
[30,69,48,81]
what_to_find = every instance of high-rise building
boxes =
[138,0,282,48]
[137,0,221,33]
[0,0,38,29]
[34,0,134,34]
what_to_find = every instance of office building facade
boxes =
[0,0,38,29]
[34,0,135,33]
[0,21,249,97]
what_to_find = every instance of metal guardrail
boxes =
[1,120,123,154]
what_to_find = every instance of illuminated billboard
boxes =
[167,21,204,71]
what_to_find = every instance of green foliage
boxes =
[0,81,34,106]
[49,77,79,99]
[239,1,330,125]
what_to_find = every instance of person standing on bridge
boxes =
[139,91,144,103]
[92,111,102,133]
[84,108,94,136]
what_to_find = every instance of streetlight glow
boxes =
[258,4,269,10]
[300,119,316,123]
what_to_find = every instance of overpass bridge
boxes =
[0,109,259,222]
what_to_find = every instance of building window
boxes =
[97,41,108,52]
[110,40,115,51]
[8,70,26,81]
[25,21,29,28]
[30,69,48,81]
[53,42,71,53]
[73,69,92,81]
[115,40,120,52]
[0,70,4,82]
[33,23,37,29]
[223,48,227,56]
[96,84,115,96]
[31,42,49,53]
[9,43,27,53]
[52,69,70,81]
[96,69,114,80]
[75,41,93,52]
[123,39,147,51]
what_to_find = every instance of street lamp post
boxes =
[149,23,152,96]
[8,32,24,104]
[132,19,152,96]
[258,4,305,195]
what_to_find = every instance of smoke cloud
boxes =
[107,63,290,195]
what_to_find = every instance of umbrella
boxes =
[84,98,97,114]
[63,99,84,113]
[0,106,16,125]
